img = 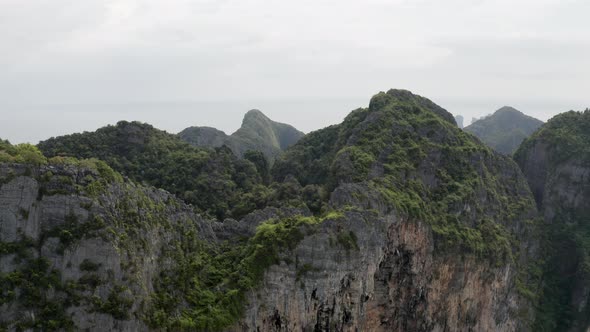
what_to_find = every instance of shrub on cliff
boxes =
[0,141,47,165]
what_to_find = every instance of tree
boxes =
[14,144,48,165]
[244,150,270,184]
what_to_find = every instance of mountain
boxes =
[178,109,305,161]
[264,89,539,330]
[0,157,202,331]
[37,121,267,220]
[515,109,590,331]
[0,90,543,331]
[176,126,228,147]
[464,106,544,154]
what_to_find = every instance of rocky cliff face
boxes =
[515,110,590,331]
[1,89,542,331]
[238,89,539,331]
[236,208,527,332]
[0,162,216,331]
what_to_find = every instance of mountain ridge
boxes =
[515,109,590,331]
[464,106,544,154]
[178,109,305,161]
[0,88,567,331]
[37,121,267,220]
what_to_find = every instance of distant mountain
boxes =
[178,109,304,160]
[37,121,266,219]
[464,106,543,154]
[177,126,228,147]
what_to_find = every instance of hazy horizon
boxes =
[1,0,588,143]
[3,95,587,144]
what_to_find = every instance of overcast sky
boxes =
[1,0,588,143]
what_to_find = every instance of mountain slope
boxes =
[177,126,228,148]
[0,159,210,331]
[253,89,540,331]
[0,153,301,330]
[0,141,330,331]
[179,109,304,160]
[1,89,543,331]
[37,121,265,219]
[515,109,590,331]
[465,106,544,154]
[273,89,535,257]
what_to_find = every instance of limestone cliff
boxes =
[1,89,542,331]
[239,89,539,331]
[236,208,530,331]
[515,110,590,331]
[0,162,216,331]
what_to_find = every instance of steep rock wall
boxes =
[0,164,215,331]
[515,110,590,331]
[237,212,526,332]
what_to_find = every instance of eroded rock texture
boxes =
[515,110,590,331]
[0,89,544,331]
[0,164,215,331]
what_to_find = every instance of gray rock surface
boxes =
[0,159,538,332]
[0,163,216,331]
[234,191,530,331]
[517,138,590,331]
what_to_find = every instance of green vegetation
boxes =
[38,121,266,219]
[0,139,122,201]
[49,157,123,198]
[93,285,133,320]
[0,159,340,331]
[79,259,101,272]
[274,89,534,263]
[0,235,35,259]
[36,122,324,220]
[336,230,359,251]
[0,140,47,165]
[148,213,339,330]
[465,106,544,155]
[0,168,186,329]
[515,109,590,331]
[179,109,305,161]
[226,109,305,159]
[532,221,590,331]
[515,109,590,168]
[0,90,546,330]
[331,146,376,182]
[0,252,75,331]
[43,214,106,254]
[272,123,340,186]
[244,150,270,183]
[177,126,228,149]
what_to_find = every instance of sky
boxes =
[0,0,588,143]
